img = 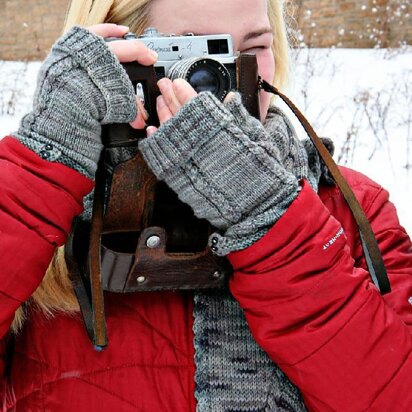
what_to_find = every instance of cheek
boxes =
[256,50,275,84]
[256,50,275,121]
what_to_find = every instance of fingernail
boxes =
[137,98,149,121]
[224,91,235,104]
[146,126,157,137]
[149,49,158,59]
[119,25,129,30]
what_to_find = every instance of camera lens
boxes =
[189,69,219,94]
[167,57,231,101]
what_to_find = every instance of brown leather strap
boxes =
[237,54,260,119]
[88,153,108,349]
[66,156,109,350]
[259,79,391,294]
[65,221,98,348]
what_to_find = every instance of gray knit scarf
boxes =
[193,290,306,412]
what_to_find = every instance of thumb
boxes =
[146,126,158,137]
[223,91,236,104]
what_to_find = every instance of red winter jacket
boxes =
[0,136,411,411]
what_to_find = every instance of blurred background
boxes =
[1,0,411,60]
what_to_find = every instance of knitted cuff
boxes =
[208,188,300,256]
[54,26,137,124]
[15,61,105,178]
[208,106,316,255]
[13,128,100,178]
[223,93,254,126]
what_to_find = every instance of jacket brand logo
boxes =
[322,227,344,250]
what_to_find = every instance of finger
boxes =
[223,91,236,104]
[129,97,147,129]
[136,97,149,121]
[156,95,173,124]
[88,23,129,38]
[146,126,158,137]
[108,40,158,65]
[158,78,181,115]
[172,79,197,106]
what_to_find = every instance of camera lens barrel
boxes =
[167,57,231,101]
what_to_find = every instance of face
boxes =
[149,0,275,121]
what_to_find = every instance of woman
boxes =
[1,0,411,410]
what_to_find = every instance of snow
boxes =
[283,47,412,235]
[0,48,411,235]
[0,61,41,135]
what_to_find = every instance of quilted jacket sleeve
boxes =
[0,137,93,367]
[229,177,412,411]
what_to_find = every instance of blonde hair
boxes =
[12,247,79,332]
[11,0,293,332]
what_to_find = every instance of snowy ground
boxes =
[281,47,411,235]
[0,47,411,235]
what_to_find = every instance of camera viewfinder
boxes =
[207,39,229,55]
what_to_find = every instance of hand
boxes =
[145,78,196,136]
[88,24,158,130]
[138,90,300,256]
[146,78,235,137]
[14,24,157,178]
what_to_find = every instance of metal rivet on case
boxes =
[211,237,218,245]
[211,246,218,252]
[137,276,146,284]
[45,144,53,150]
[146,235,161,248]
[211,271,222,280]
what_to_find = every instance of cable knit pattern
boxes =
[14,26,137,178]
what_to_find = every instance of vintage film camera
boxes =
[66,28,261,347]
[104,27,261,144]
[129,27,239,102]
[98,29,262,286]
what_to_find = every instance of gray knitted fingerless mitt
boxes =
[13,26,137,179]
[139,92,312,255]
